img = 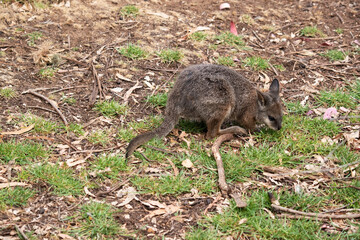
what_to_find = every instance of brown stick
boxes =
[22,90,68,126]
[204,193,222,215]
[272,204,360,219]
[211,133,234,195]
[269,192,360,219]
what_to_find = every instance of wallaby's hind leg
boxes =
[205,117,224,139]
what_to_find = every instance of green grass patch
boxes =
[87,130,111,146]
[300,26,325,37]
[158,49,183,63]
[0,187,35,209]
[190,32,207,41]
[274,64,286,72]
[21,114,62,134]
[146,92,168,107]
[61,95,77,105]
[72,202,121,238]
[20,163,84,196]
[66,123,85,136]
[120,5,139,18]
[335,28,343,34]
[38,67,56,79]
[285,101,310,114]
[240,14,254,25]
[0,87,17,99]
[321,49,347,62]
[128,115,163,132]
[215,32,246,47]
[326,180,360,209]
[117,127,136,142]
[91,154,129,179]
[188,190,352,239]
[216,56,235,66]
[0,140,48,164]
[26,31,43,47]
[116,44,147,60]
[131,173,193,195]
[316,81,359,109]
[243,56,270,70]
[94,100,128,117]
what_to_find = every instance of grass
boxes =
[146,92,168,107]
[186,190,353,240]
[316,81,359,109]
[240,14,254,25]
[94,100,128,117]
[0,140,49,164]
[321,49,347,61]
[90,154,129,179]
[132,173,195,196]
[38,67,56,79]
[21,113,62,134]
[66,123,85,136]
[120,5,139,18]
[300,26,325,37]
[274,64,286,71]
[0,87,17,99]
[87,130,111,146]
[20,163,84,196]
[116,44,147,60]
[0,187,35,210]
[26,31,42,46]
[285,101,310,114]
[61,94,77,105]
[158,49,183,63]
[335,28,343,34]
[215,32,246,47]
[190,32,207,41]
[243,56,270,70]
[71,202,121,238]
[216,56,235,66]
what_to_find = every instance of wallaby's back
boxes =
[126,64,282,158]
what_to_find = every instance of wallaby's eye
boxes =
[268,116,276,122]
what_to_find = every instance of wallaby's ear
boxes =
[269,78,280,97]
[257,90,266,109]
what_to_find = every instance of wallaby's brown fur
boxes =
[126,64,283,158]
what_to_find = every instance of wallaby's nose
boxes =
[277,125,282,130]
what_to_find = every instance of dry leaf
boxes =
[182,159,194,168]
[117,187,137,207]
[84,187,96,197]
[230,21,238,35]
[220,3,231,10]
[58,234,77,240]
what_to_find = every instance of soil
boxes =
[0,0,359,239]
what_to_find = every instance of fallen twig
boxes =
[89,62,105,105]
[211,133,234,195]
[15,225,29,240]
[204,193,222,215]
[123,81,142,105]
[269,192,360,219]
[22,90,68,126]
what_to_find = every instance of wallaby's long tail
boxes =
[125,112,179,158]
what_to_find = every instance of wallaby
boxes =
[126,64,283,158]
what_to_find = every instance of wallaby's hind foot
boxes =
[219,126,248,136]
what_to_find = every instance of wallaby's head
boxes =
[256,79,283,130]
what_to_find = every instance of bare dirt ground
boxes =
[0,0,359,239]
